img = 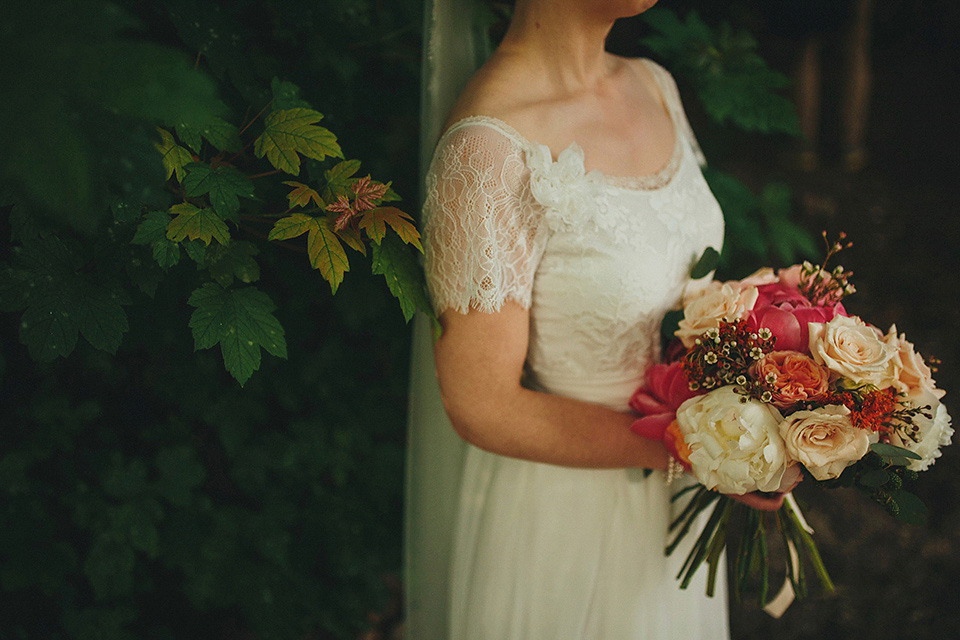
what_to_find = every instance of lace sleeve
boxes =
[422,122,546,315]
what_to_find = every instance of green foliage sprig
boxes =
[1,5,430,386]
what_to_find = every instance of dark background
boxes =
[1,1,958,638]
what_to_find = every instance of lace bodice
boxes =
[423,59,724,407]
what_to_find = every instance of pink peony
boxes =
[746,281,846,353]
[749,351,831,409]
[629,361,701,416]
[630,361,703,466]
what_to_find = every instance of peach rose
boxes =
[676,282,759,349]
[808,315,899,388]
[779,405,874,481]
[749,351,831,409]
[886,324,945,399]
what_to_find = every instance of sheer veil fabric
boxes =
[404,0,486,637]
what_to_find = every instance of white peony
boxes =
[675,282,759,349]
[676,387,797,494]
[808,315,899,388]
[889,388,954,472]
[779,405,875,481]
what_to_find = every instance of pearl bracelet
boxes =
[665,457,684,484]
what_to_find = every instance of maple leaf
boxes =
[322,159,361,202]
[350,175,389,212]
[307,218,349,293]
[2,237,129,360]
[254,108,343,176]
[371,234,432,323]
[325,195,356,232]
[357,207,423,251]
[282,181,323,209]
[175,116,241,154]
[152,238,181,269]
[132,210,172,246]
[266,215,351,291]
[336,226,366,256]
[204,241,260,287]
[154,127,193,183]
[182,163,254,220]
[187,283,287,386]
[267,213,315,242]
[166,203,230,246]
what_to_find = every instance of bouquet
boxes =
[632,235,953,612]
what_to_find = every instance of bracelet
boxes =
[665,457,683,484]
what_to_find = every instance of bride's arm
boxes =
[434,299,670,470]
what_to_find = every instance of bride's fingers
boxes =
[727,491,787,511]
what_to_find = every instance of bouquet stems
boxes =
[668,487,834,606]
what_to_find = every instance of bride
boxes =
[407,0,787,637]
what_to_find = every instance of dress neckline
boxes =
[439,60,686,193]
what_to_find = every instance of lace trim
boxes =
[443,111,684,193]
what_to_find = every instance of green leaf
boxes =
[166,203,230,246]
[154,128,193,183]
[176,116,241,154]
[132,210,171,246]
[322,159,362,202]
[182,163,255,220]
[73,280,130,354]
[254,108,342,176]
[268,213,316,241]
[371,234,432,322]
[871,442,923,461]
[892,490,928,526]
[151,238,181,269]
[358,207,423,251]
[3,237,128,360]
[187,283,288,386]
[858,469,890,488]
[308,218,349,293]
[205,241,260,287]
[690,246,720,279]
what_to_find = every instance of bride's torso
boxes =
[424,59,724,410]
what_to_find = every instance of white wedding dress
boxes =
[420,59,728,639]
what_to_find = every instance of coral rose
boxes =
[808,315,899,388]
[778,405,873,480]
[749,351,831,409]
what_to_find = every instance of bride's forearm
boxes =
[434,301,668,470]
[440,384,670,470]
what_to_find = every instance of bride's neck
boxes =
[498,0,617,92]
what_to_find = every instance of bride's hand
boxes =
[725,475,802,511]
[727,491,788,511]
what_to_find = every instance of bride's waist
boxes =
[523,369,643,412]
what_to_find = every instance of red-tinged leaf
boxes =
[267,213,317,241]
[358,207,422,251]
[307,218,349,292]
[166,203,230,246]
[336,226,366,256]
[281,181,323,209]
